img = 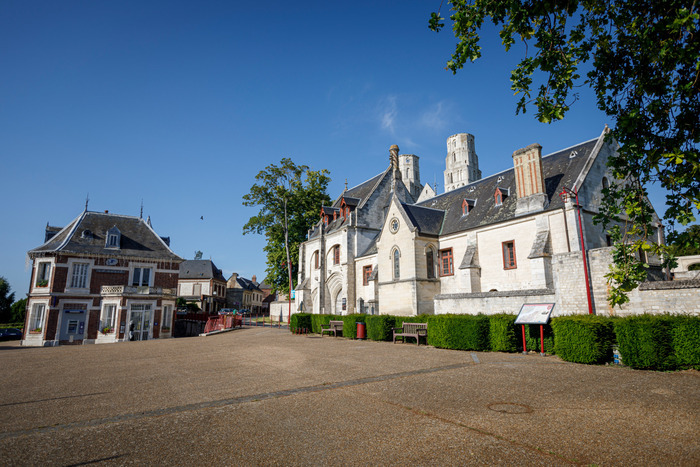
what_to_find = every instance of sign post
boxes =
[515,303,555,356]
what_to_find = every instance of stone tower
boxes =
[399,153,421,200]
[444,133,481,193]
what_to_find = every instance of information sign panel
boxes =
[515,303,555,325]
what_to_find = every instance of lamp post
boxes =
[560,186,594,315]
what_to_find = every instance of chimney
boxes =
[512,143,547,215]
[252,275,257,284]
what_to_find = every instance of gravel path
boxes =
[0,327,697,465]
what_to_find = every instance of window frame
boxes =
[502,241,517,270]
[30,303,46,331]
[69,261,90,289]
[439,248,454,277]
[100,303,117,332]
[332,245,340,265]
[131,265,154,287]
[426,247,435,279]
[363,265,372,286]
[35,261,52,287]
[392,248,400,280]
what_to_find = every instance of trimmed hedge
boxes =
[341,314,368,339]
[672,315,700,369]
[522,324,556,355]
[488,314,518,352]
[551,315,614,364]
[427,314,490,350]
[290,313,312,332]
[614,315,676,370]
[366,315,395,341]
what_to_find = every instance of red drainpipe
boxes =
[561,187,594,315]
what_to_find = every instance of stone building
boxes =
[24,209,182,346]
[226,273,264,313]
[177,260,227,314]
[295,127,698,318]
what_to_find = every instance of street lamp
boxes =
[559,186,594,315]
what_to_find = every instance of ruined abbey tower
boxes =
[444,133,481,192]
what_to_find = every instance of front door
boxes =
[129,304,152,341]
[60,310,86,342]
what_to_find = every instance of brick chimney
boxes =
[512,143,547,215]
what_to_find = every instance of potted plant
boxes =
[101,326,114,334]
[30,327,42,334]
[161,326,171,332]
[36,280,48,287]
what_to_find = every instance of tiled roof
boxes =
[28,211,182,261]
[179,260,226,281]
[402,204,444,237]
[416,138,599,236]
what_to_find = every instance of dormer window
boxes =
[105,226,121,249]
[494,187,509,207]
[462,198,475,216]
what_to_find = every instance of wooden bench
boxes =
[393,322,427,345]
[320,320,343,337]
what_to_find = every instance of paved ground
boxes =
[0,326,698,466]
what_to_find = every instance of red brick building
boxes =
[23,209,183,346]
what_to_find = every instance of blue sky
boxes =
[0,1,671,297]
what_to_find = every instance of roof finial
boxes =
[84,193,89,212]
[344,178,348,190]
[140,199,144,219]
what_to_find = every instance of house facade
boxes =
[295,128,698,318]
[24,210,183,346]
[226,273,264,313]
[177,260,227,314]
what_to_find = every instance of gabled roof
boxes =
[179,260,226,281]
[401,204,444,237]
[236,276,261,291]
[28,211,182,261]
[416,136,602,236]
[333,169,390,210]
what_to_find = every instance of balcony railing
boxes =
[101,285,175,296]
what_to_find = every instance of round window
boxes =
[390,218,399,233]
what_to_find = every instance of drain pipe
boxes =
[560,186,594,315]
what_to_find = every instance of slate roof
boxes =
[236,276,261,291]
[402,204,444,237]
[415,137,600,236]
[28,211,182,261]
[179,260,226,281]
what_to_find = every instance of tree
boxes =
[668,224,700,256]
[430,1,699,306]
[0,277,15,323]
[242,158,331,295]
[10,298,27,324]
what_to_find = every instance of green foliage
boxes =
[667,225,700,257]
[551,316,614,364]
[366,315,396,341]
[10,298,27,324]
[430,1,700,307]
[0,277,15,323]
[427,314,490,351]
[310,314,333,334]
[290,313,312,332]
[522,324,556,355]
[242,158,331,294]
[671,315,700,369]
[614,315,676,370]
[341,314,368,340]
[488,314,518,352]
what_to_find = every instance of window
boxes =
[363,265,372,286]
[162,305,172,330]
[602,177,609,190]
[108,234,118,247]
[439,249,454,276]
[312,251,319,269]
[333,245,340,265]
[132,267,152,287]
[393,248,400,280]
[426,247,435,279]
[70,262,89,288]
[502,241,517,269]
[36,262,51,287]
[31,303,45,331]
[462,199,475,215]
[100,304,116,332]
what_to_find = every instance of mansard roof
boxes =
[179,260,226,281]
[28,210,182,262]
[416,136,601,236]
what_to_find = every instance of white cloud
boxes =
[379,95,398,135]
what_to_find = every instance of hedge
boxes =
[672,315,700,369]
[488,314,518,352]
[366,315,395,341]
[341,314,368,340]
[614,315,676,370]
[427,314,490,350]
[551,315,614,364]
[290,313,312,332]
